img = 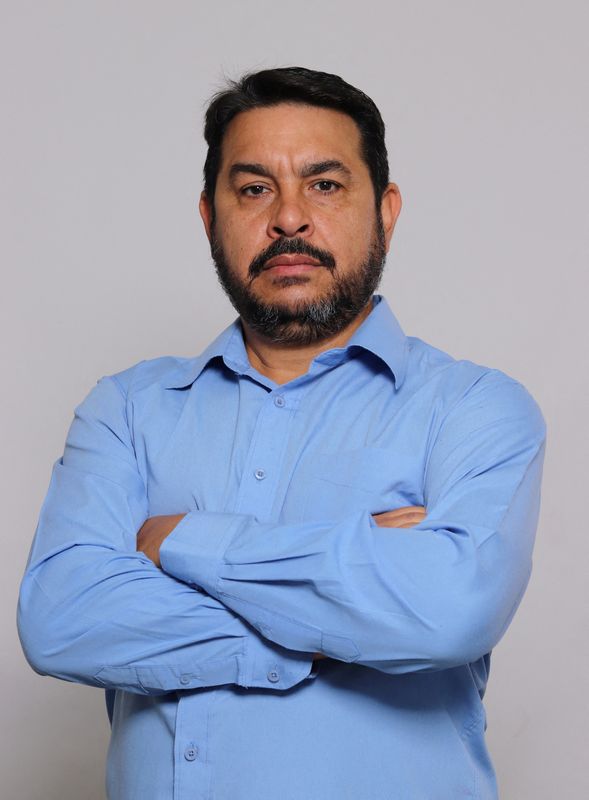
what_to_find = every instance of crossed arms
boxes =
[136,507,428,662]
[18,370,545,695]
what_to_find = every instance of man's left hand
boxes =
[136,514,186,568]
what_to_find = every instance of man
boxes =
[18,67,545,799]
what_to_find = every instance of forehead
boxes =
[219,103,366,173]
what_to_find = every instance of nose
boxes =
[267,190,314,239]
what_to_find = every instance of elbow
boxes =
[426,601,513,669]
[19,633,52,679]
[17,578,62,677]
[17,595,54,678]
[17,576,90,683]
[419,556,533,670]
[429,623,495,670]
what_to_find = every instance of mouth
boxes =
[262,254,324,276]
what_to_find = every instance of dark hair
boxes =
[203,66,389,205]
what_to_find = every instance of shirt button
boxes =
[254,468,266,481]
[267,669,280,683]
[179,674,191,685]
[184,744,198,761]
[274,395,286,408]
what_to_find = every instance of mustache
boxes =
[248,237,336,280]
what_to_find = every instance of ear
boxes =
[380,183,402,251]
[199,191,214,243]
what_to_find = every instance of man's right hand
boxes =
[372,506,427,529]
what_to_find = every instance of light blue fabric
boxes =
[18,295,546,799]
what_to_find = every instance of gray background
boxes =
[2,1,587,797]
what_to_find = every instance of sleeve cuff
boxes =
[94,644,316,693]
[243,634,317,689]
[160,510,247,594]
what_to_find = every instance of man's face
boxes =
[200,103,400,344]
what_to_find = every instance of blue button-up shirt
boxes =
[18,295,546,799]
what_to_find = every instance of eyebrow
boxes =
[300,160,352,179]
[228,159,352,182]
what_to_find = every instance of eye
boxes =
[312,180,341,194]
[241,184,269,197]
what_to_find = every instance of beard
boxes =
[210,211,387,346]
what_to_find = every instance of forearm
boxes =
[159,485,534,672]
[136,508,426,662]
[18,534,313,694]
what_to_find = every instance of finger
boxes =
[394,517,426,529]
[373,511,427,528]
[374,511,427,525]
[373,506,425,518]
[381,506,426,515]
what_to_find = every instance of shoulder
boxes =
[106,355,199,397]
[73,355,200,420]
[405,336,546,442]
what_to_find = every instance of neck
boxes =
[242,301,373,385]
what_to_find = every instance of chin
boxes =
[257,291,332,314]
[257,274,330,302]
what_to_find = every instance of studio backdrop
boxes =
[1,1,586,798]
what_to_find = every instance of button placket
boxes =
[175,690,214,793]
[233,387,301,519]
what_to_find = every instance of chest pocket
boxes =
[301,447,424,521]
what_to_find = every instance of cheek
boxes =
[317,212,375,261]
[217,222,266,274]
[218,197,269,235]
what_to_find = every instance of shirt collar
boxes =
[343,295,408,387]
[163,295,408,390]
[162,323,241,389]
